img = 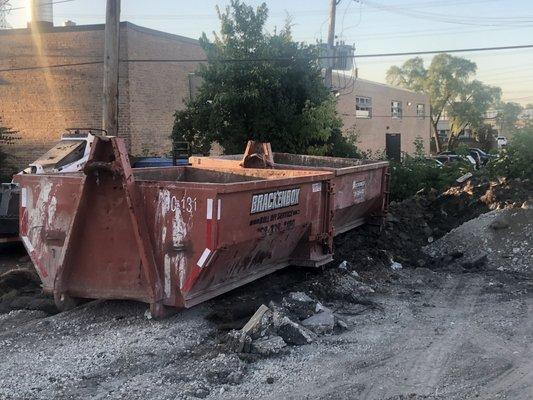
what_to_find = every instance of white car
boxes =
[497,136,508,149]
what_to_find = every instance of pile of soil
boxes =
[334,176,532,278]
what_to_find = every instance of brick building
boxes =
[0,22,204,173]
[335,75,431,159]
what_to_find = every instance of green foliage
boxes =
[471,123,497,151]
[447,80,501,149]
[495,102,522,135]
[413,136,426,159]
[486,127,533,180]
[389,157,465,202]
[0,117,19,182]
[386,54,501,151]
[173,0,343,156]
[388,138,468,202]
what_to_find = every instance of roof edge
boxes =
[0,21,200,46]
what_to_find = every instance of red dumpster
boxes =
[14,137,335,316]
[190,142,390,235]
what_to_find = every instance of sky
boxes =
[5,0,533,105]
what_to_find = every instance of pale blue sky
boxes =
[7,0,533,105]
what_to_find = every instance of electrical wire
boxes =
[9,0,74,11]
[1,44,533,73]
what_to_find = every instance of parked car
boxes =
[435,152,477,168]
[468,148,494,166]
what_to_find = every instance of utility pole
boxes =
[324,0,338,89]
[102,0,120,136]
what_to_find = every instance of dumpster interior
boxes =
[133,165,327,182]
[194,152,384,170]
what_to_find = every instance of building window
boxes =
[417,103,425,118]
[356,96,372,118]
[391,100,402,119]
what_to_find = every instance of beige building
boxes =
[336,77,431,159]
[0,21,204,174]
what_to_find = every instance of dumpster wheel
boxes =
[54,291,80,312]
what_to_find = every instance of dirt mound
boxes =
[0,268,57,314]
[333,176,532,277]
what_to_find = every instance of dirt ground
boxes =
[0,177,531,399]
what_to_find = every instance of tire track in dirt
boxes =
[359,273,484,399]
[476,295,533,399]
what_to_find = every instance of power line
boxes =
[9,0,74,11]
[1,44,533,73]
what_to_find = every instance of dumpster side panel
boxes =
[331,166,386,234]
[61,177,150,300]
[139,178,332,308]
[139,183,216,308]
[15,175,82,289]
[185,179,331,306]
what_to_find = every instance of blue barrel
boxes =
[132,157,188,168]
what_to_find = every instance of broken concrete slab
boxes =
[301,307,335,334]
[277,316,315,345]
[281,292,317,320]
[251,336,287,356]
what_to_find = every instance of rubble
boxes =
[281,292,317,320]
[241,304,273,339]
[277,316,315,345]
[251,336,287,356]
[301,307,335,334]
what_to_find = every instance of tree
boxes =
[495,102,522,135]
[446,80,501,148]
[386,54,500,152]
[172,1,351,156]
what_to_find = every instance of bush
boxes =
[389,157,467,202]
[486,129,533,179]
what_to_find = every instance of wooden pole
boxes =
[102,0,120,136]
[324,0,337,90]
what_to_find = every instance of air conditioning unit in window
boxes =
[356,110,370,118]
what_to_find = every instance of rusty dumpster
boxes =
[14,137,336,316]
[190,142,390,235]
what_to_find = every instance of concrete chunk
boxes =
[301,307,335,334]
[251,336,286,356]
[278,316,315,345]
[281,292,317,320]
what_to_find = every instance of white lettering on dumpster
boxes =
[353,180,366,202]
[159,190,197,215]
[250,188,300,214]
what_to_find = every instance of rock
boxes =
[489,216,510,230]
[335,318,348,330]
[522,200,531,209]
[338,260,349,270]
[315,302,325,313]
[241,304,273,340]
[251,336,286,356]
[277,317,315,345]
[461,253,488,270]
[391,261,403,271]
[281,292,317,320]
[301,307,335,334]
[266,377,275,384]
